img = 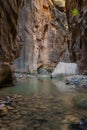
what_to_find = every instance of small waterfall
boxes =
[52,62,77,77]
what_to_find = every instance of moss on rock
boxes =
[73,94,87,109]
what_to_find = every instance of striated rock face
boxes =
[0,0,24,83]
[14,0,68,74]
[66,0,87,74]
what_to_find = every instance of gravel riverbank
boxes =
[65,75,87,89]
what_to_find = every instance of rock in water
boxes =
[8,125,27,130]
[0,106,8,116]
[70,118,87,130]
[52,62,77,77]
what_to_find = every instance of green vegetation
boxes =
[72,8,79,16]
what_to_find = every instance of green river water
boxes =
[0,76,87,130]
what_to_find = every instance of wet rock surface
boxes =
[14,72,51,81]
[73,94,87,109]
[0,94,81,130]
[65,75,87,89]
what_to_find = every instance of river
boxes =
[0,76,87,130]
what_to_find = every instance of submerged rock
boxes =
[70,117,87,130]
[0,106,8,117]
[0,94,67,130]
[1,128,8,130]
[73,95,87,109]
[8,125,27,130]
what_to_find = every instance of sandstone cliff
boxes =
[0,0,24,83]
[66,0,87,74]
[14,0,68,74]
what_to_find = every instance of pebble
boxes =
[0,106,8,116]
[7,106,14,110]
[65,75,87,89]
[0,104,5,107]
[33,124,40,128]
[1,128,8,130]
[8,124,27,130]
[0,94,81,130]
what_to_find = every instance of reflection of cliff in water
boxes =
[0,78,87,130]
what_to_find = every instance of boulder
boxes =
[0,106,8,116]
[8,125,27,130]
[65,75,87,88]
[73,95,87,109]
[52,62,77,77]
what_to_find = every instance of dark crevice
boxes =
[0,1,17,39]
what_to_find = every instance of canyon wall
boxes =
[0,0,24,83]
[1,0,87,83]
[14,0,69,74]
[66,0,87,74]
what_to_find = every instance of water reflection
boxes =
[0,78,59,97]
[52,76,76,93]
[0,77,85,130]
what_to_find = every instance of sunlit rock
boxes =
[14,0,68,74]
[53,0,65,7]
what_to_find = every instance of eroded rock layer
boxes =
[14,0,68,74]
[0,0,24,83]
[66,0,87,74]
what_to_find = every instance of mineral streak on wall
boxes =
[14,0,69,74]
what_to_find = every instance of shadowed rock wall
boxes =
[66,0,87,74]
[0,0,24,83]
[14,0,69,74]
